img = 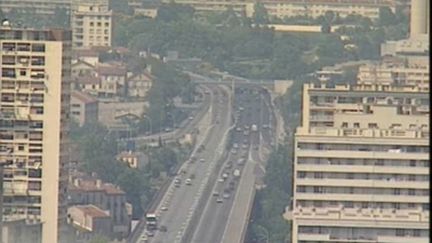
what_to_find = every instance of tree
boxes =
[321,21,331,33]
[89,235,110,243]
[378,7,397,26]
[252,2,269,25]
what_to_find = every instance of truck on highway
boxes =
[233,169,240,177]
[251,124,258,132]
[145,213,157,230]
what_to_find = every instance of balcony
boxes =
[295,192,429,203]
[296,149,429,161]
[293,207,429,223]
[296,178,429,189]
[309,115,333,122]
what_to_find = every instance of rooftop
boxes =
[96,63,127,76]
[71,205,110,218]
[71,90,98,104]
[70,178,125,195]
[75,75,101,85]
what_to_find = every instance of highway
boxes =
[187,84,275,243]
[134,83,233,243]
[123,84,213,145]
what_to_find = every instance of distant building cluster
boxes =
[158,0,397,20]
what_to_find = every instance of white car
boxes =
[185,178,192,185]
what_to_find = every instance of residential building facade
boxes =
[0,26,71,243]
[165,0,395,20]
[71,0,112,48]
[68,178,132,239]
[70,91,98,126]
[289,82,429,242]
[67,205,112,242]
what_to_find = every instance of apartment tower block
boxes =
[290,78,429,242]
[0,24,71,243]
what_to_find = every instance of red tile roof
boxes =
[76,76,101,85]
[70,179,125,195]
[74,205,110,218]
[71,91,97,104]
[96,64,127,76]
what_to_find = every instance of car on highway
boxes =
[231,149,237,154]
[223,193,230,199]
[242,144,248,149]
[218,178,225,183]
[140,235,148,243]
[174,178,181,187]
[222,173,229,179]
[212,191,220,197]
[236,127,242,132]
[199,158,205,163]
[159,225,168,232]
[146,231,154,237]
[185,178,192,185]
[188,116,194,120]
[216,198,223,203]
[233,143,239,149]
[161,206,168,211]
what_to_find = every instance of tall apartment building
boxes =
[0,24,71,243]
[71,0,112,48]
[289,80,429,242]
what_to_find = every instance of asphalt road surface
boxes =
[136,84,233,243]
[188,85,275,243]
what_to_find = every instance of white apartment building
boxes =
[358,58,429,90]
[0,26,71,243]
[263,0,395,20]
[166,0,395,19]
[290,82,429,242]
[71,0,112,48]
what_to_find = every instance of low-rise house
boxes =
[117,151,149,169]
[72,48,100,66]
[70,91,99,126]
[67,205,112,242]
[68,178,132,239]
[72,60,96,78]
[126,72,153,98]
[74,76,101,96]
[96,63,127,97]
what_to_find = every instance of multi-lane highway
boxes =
[133,83,233,243]
[130,72,277,243]
[186,85,275,243]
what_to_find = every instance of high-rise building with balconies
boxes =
[0,24,71,243]
[70,0,112,48]
[289,80,429,242]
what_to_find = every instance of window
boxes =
[353,122,360,128]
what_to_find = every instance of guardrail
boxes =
[180,147,229,243]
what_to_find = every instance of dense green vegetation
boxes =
[134,58,195,134]
[69,122,187,218]
[2,7,70,28]
[113,3,408,81]
[247,145,292,243]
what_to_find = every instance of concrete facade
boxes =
[70,90,98,126]
[71,0,112,48]
[289,82,429,242]
[166,0,395,20]
[68,178,132,239]
[0,27,71,243]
